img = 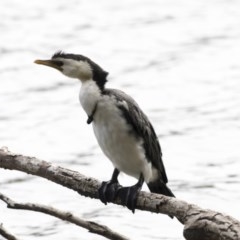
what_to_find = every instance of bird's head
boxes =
[34,51,108,90]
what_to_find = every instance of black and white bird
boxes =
[34,51,175,213]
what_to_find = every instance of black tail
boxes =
[147,180,175,219]
[147,180,175,198]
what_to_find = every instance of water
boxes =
[1,0,240,239]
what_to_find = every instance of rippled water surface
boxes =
[1,0,240,239]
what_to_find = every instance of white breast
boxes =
[79,80,155,183]
[79,80,101,117]
[93,96,155,182]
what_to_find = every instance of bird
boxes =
[34,51,175,214]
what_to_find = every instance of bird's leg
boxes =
[117,173,144,213]
[98,168,122,204]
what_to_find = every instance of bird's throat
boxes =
[79,80,102,118]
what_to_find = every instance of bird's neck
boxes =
[79,79,102,117]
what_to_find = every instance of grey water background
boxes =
[1,0,240,239]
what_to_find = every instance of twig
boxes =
[0,223,18,240]
[0,192,129,240]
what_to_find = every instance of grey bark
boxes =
[0,193,128,240]
[0,147,240,240]
[0,223,18,240]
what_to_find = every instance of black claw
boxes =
[117,184,141,213]
[128,185,140,213]
[98,171,144,213]
[98,181,108,204]
[117,173,144,213]
[98,181,122,204]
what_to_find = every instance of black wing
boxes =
[103,88,168,183]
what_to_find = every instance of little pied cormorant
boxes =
[34,52,175,214]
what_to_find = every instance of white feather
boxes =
[56,58,92,80]
[79,80,101,116]
[79,80,157,183]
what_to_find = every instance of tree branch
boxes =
[0,192,129,240]
[0,223,18,240]
[1,147,240,240]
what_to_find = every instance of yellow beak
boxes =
[34,59,62,71]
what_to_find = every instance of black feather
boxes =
[147,180,175,197]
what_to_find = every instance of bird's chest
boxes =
[93,102,148,179]
[79,84,146,178]
[93,99,131,151]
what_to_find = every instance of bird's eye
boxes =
[52,60,63,67]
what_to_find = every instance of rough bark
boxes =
[0,147,240,240]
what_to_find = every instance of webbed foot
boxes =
[117,184,141,213]
[117,173,144,213]
[98,180,122,204]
